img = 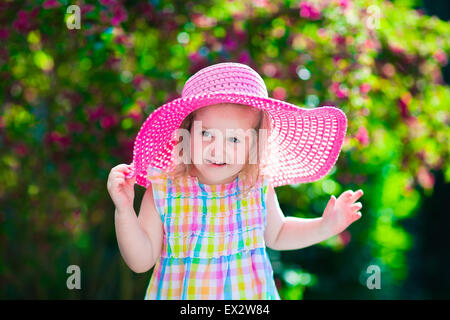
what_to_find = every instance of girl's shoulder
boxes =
[260,173,272,188]
[145,166,188,189]
[146,166,170,187]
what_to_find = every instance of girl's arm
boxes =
[115,184,163,273]
[264,184,363,251]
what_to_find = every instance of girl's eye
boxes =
[201,130,212,138]
[201,130,239,143]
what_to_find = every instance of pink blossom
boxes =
[234,28,247,42]
[192,13,217,28]
[331,82,348,99]
[188,52,202,63]
[360,108,370,116]
[433,50,448,66]
[397,92,412,118]
[359,83,371,94]
[115,34,130,46]
[136,100,146,109]
[332,55,342,65]
[87,105,106,122]
[105,56,121,69]
[0,28,9,40]
[13,8,39,34]
[223,34,238,51]
[336,0,350,10]
[67,121,83,133]
[288,63,299,77]
[389,44,404,55]
[100,114,118,129]
[338,230,351,246]
[262,63,277,77]
[162,14,177,33]
[416,8,425,16]
[363,39,376,50]
[100,0,118,6]
[254,0,271,8]
[405,116,418,128]
[355,126,369,146]
[43,0,60,9]
[381,63,396,78]
[417,166,434,189]
[81,4,95,15]
[299,2,321,20]
[99,9,110,24]
[128,111,142,122]
[273,87,287,100]
[333,35,346,46]
[132,74,145,89]
[238,51,251,64]
[73,209,81,218]
[111,5,128,26]
[317,28,327,37]
[13,143,29,156]
[45,131,71,149]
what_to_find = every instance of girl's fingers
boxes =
[350,202,362,212]
[353,211,362,222]
[343,190,353,198]
[114,164,132,174]
[350,189,364,202]
[112,168,131,178]
[324,195,336,214]
[339,190,353,202]
[114,164,127,171]
[112,172,127,179]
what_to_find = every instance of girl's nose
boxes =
[207,140,226,162]
[210,146,225,161]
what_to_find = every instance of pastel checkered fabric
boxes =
[144,167,280,300]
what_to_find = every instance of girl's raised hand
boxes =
[321,189,364,236]
[107,164,136,211]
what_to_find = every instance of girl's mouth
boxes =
[206,159,227,167]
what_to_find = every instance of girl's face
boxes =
[189,103,261,185]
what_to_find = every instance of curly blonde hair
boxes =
[166,104,272,199]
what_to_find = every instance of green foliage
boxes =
[0,0,448,299]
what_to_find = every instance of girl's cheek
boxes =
[230,144,247,165]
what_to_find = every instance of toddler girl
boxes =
[107,62,364,300]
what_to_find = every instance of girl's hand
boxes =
[107,164,136,211]
[321,189,364,236]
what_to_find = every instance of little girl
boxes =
[107,62,364,300]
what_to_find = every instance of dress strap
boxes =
[146,166,169,222]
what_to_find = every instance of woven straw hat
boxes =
[126,62,347,188]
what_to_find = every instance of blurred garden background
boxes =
[0,0,449,299]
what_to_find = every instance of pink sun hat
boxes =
[125,62,347,188]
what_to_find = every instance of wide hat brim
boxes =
[126,91,347,188]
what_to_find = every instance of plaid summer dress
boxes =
[144,166,280,300]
